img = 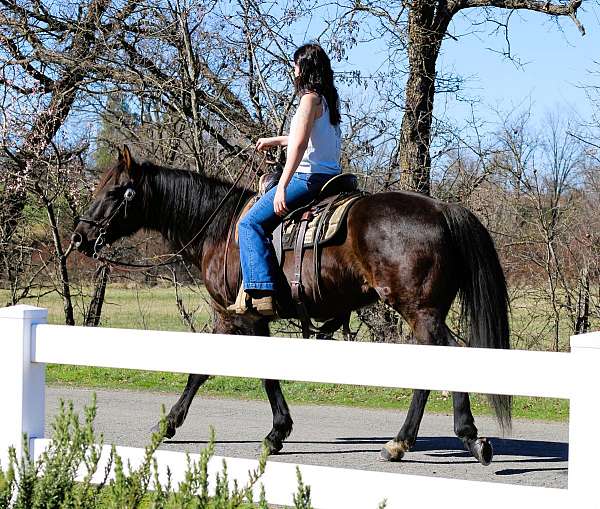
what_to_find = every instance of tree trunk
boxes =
[85,264,111,327]
[575,265,590,335]
[396,0,449,195]
[44,199,75,326]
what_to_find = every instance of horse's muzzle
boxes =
[71,226,97,257]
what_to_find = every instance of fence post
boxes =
[0,305,47,468]
[568,331,600,507]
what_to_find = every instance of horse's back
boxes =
[347,191,449,245]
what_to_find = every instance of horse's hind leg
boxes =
[380,310,445,461]
[445,326,493,465]
[380,389,430,461]
[453,391,493,465]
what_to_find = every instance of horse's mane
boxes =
[139,162,253,247]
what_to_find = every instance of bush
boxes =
[0,396,312,509]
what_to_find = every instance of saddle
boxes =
[231,173,367,337]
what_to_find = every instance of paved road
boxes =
[45,387,568,489]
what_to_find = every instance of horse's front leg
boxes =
[152,309,238,439]
[251,319,294,454]
[154,373,210,438]
[262,379,294,453]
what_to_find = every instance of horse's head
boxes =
[72,145,146,257]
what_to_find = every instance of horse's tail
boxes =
[441,203,512,433]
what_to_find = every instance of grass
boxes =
[2,285,213,331]
[2,285,570,422]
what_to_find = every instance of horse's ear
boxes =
[117,145,141,181]
[118,145,132,170]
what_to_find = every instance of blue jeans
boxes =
[238,172,333,291]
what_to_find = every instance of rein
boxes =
[86,151,264,272]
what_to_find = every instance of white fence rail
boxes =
[1,304,599,508]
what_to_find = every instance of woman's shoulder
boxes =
[299,91,322,107]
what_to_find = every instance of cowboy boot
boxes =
[226,286,251,314]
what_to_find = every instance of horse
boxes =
[72,146,511,466]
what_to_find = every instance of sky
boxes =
[304,2,600,130]
[439,5,600,126]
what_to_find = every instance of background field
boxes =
[0,286,569,422]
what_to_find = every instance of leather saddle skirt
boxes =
[280,192,363,251]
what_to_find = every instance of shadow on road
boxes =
[166,435,567,460]
[336,435,567,459]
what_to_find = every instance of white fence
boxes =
[0,304,599,508]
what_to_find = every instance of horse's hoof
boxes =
[262,437,283,455]
[150,422,176,440]
[379,440,407,462]
[465,437,493,466]
[164,426,176,439]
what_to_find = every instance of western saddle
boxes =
[232,171,366,338]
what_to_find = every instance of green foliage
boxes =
[0,398,320,509]
[0,396,106,509]
[292,468,312,509]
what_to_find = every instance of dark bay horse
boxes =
[73,147,511,465]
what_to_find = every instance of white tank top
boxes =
[293,96,341,175]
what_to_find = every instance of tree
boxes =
[340,0,586,195]
[0,0,135,322]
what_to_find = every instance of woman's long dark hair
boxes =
[293,43,341,126]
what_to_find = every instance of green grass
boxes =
[2,286,570,422]
[47,364,569,421]
[2,285,212,330]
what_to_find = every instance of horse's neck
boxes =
[143,168,244,264]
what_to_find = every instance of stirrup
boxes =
[226,287,277,317]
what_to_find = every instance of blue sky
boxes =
[439,5,600,125]
[308,2,600,129]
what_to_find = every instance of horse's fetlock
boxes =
[379,439,411,462]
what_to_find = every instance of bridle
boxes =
[78,187,137,259]
[76,151,264,271]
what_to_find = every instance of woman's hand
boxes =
[256,137,276,151]
[256,136,288,151]
[273,183,288,216]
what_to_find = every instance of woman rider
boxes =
[228,43,342,316]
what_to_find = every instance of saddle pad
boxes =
[282,193,363,251]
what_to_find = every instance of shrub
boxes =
[0,396,312,509]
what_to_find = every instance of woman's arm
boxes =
[256,135,288,150]
[273,93,319,216]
